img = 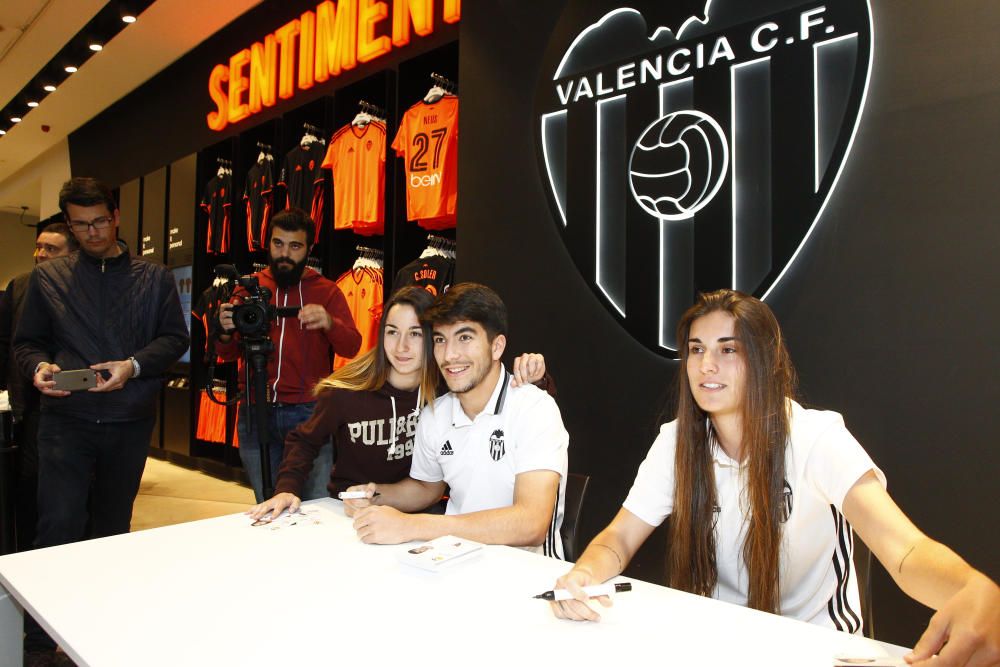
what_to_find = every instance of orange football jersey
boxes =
[322,121,386,235]
[391,95,459,228]
[332,267,383,370]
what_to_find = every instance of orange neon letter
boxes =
[249,34,278,113]
[206,64,229,131]
[299,10,316,90]
[444,0,460,24]
[392,0,433,47]
[274,19,300,100]
[315,0,358,82]
[228,48,251,124]
[357,0,390,63]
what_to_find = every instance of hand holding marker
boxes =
[338,490,381,500]
[534,582,632,601]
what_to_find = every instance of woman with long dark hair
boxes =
[551,290,999,665]
[248,286,546,520]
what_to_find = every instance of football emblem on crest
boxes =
[535,1,873,357]
[629,110,728,221]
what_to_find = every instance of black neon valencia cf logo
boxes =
[535,0,873,358]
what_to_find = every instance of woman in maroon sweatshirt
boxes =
[249,287,546,520]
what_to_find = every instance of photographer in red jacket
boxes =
[216,208,360,501]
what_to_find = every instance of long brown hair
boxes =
[314,287,438,406]
[668,289,797,613]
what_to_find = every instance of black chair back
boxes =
[561,473,590,562]
[854,532,874,638]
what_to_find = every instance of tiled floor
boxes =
[131,457,255,531]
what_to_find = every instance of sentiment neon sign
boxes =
[207,0,460,131]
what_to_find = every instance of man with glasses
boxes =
[13,178,188,664]
[0,221,79,555]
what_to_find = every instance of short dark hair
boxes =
[267,208,315,247]
[59,177,118,217]
[39,222,80,251]
[423,283,508,340]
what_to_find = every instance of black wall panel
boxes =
[140,167,166,264]
[167,153,198,267]
[118,178,141,252]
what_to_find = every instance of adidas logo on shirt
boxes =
[440,441,454,456]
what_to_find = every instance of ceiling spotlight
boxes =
[27,101,39,108]
[65,65,78,73]
[44,85,57,92]
[0,129,6,136]
[11,117,22,123]
[120,1,138,23]
[89,43,103,52]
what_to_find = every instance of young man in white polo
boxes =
[344,283,568,558]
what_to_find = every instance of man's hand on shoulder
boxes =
[299,304,332,331]
[89,360,134,392]
[511,353,546,387]
[33,362,70,397]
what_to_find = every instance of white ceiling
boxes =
[0,0,105,108]
[0,0,264,216]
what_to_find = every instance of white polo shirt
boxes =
[623,399,885,633]
[410,367,569,558]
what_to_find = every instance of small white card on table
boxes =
[397,535,483,571]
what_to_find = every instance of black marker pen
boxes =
[533,582,632,601]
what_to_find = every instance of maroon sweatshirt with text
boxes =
[276,382,419,496]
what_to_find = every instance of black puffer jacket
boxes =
[0,271,37,420]
[13,248,188,423]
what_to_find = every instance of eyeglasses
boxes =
[68,216,114,232]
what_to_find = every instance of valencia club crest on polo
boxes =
[489,429,505,462]
[535,0,873,356]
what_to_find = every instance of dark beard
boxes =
[270,256,307,288]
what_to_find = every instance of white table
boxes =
[0,499,908,666]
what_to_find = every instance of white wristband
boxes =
[129,356,141,378]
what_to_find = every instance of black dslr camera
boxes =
[231,275,275,338]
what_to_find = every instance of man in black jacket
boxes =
[14,179,187,662]
[0,221,78,554]
[14,178,188,548]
